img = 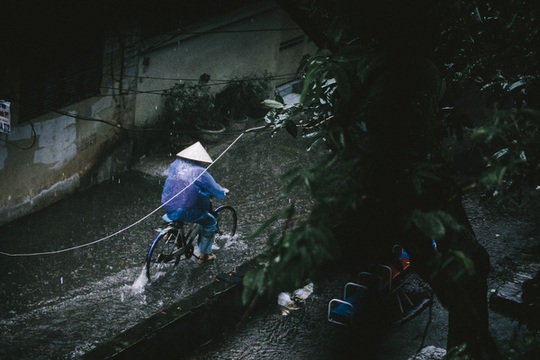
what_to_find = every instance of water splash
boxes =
[131,266,148,294]
[214,233,247,251]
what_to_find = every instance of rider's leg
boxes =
[196,212,217,256]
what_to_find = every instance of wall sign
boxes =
[0,100,10,134]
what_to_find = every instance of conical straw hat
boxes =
[176,141,213,163]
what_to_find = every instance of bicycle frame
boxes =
[146,200,237,280]
[147,204,222,258]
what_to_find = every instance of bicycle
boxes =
[146,201,237,280]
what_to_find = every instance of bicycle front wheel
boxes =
[146,227,180,280]
[214,205,237,249]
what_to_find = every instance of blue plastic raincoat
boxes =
[161,158,226,222]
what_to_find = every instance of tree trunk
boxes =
[397,177,501,359]
[356,55,502,358]
[275,1,503,357]
[411,220,500,358]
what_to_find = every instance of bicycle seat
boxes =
[162,214,174,223]
[161,214,185,227]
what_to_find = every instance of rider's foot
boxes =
[198,253,216,265]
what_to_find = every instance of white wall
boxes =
[134,2,317,130]
[0,2,317,227]
[0,34,138,226]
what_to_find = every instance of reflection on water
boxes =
[0,132,321,359]
[0,172,255,360]
[0,231,253,359]
[190,191,540,360]
[1,266,159,359]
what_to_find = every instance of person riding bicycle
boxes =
[161,141,228,264]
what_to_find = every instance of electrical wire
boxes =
[157,27,301,36]
[0,119,37,150]
[2,19,304,130]
[0,25,301,251]
[6,25,303,88]
[47,106,269,136]
[141,27,303,55]
[4,70,298,137]
[113,72,298,85]
[0,125,268,257]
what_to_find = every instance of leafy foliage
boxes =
[434,0,540,202]
[446,343,473,360]
[242,153,360,299]
[410,209,464,240]
[162,82,215,131]
[242,205,338,303]
[244,7,540,357]
[214,73,273,120]
[472,107,540,200]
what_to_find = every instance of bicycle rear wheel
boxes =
[146,227,181,280]
[214,205,237,249]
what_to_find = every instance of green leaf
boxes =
[356,54,383,84]
[410,209,464,239]
[327,60,351,101]
[481,166,507,189]
[411,209,446,238]
[285,119,298,138]
[334,45,365,63]
[436,211,464,233]
[300,63,322,104]
[325,17,345,47]
[261,99,284,109]
[492,147,509,160]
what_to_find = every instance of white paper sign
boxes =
[0,100,11,134]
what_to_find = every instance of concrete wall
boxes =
[133,1,317,136]
[0,1,317,227]
[0,34,139,227]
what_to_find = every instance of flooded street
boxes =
[0,129,320,359]
[1,126,539,359]
[1,172,190,359]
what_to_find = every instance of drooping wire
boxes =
[0,119,37,150]
[0,125,268,257]
[3,71,298,139]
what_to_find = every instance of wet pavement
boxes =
[1,123,539,359]
[0,127,320,359]
[187,190,540,360]
[187,191,540,360]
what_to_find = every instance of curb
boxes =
[489,271,540,325]
[82,258,259,359]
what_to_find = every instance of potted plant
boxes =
[195,117,226,143]
[162,82,225,145]
[214,73,273,130]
